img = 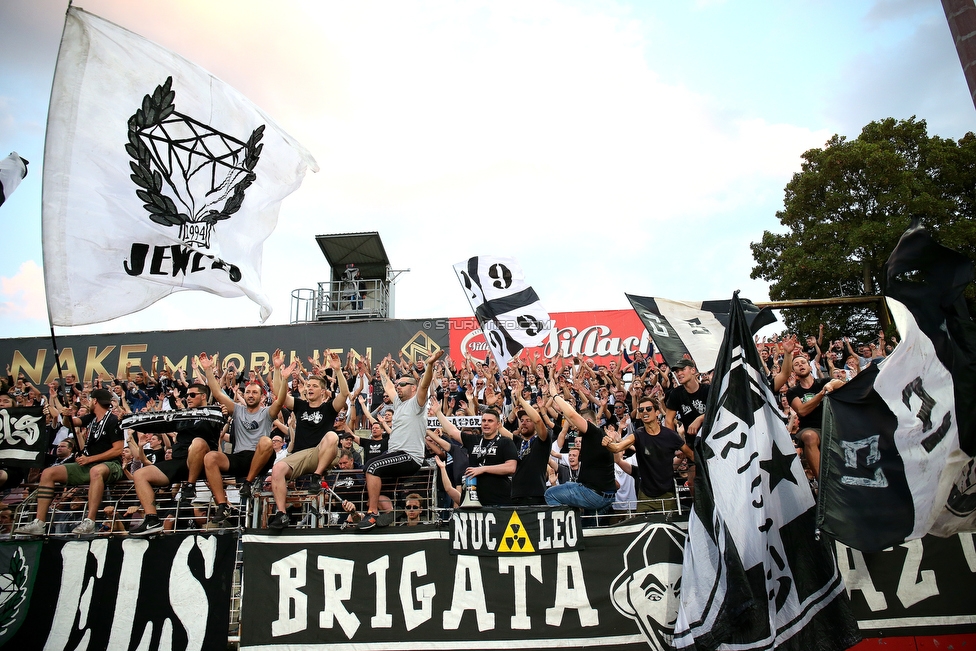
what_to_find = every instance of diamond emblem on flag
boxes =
[126,76,264,248]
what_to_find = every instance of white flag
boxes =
[0,152,28,207]
[673,294,859,651]
[43,8,317,326]
[453,256,552,369]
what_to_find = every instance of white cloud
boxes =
[0,260,47,323]
[0,1,860,337]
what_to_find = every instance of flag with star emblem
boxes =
[818,222,976,552]
[673,292,859,651]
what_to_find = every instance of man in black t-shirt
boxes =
[15,388,124,537]
[665,360,709,438]
[544,379,616,514]
[604,397,693,512]
[350,421,390,465]
[786,356,844,480]
[665,359,708,495]
[509,382,550,506]
[267,352,349,530]
[452,408,517,506]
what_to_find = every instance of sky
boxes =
[0,0,973,340]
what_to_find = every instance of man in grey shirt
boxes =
[357,349,442,531]
[199,352,290,525]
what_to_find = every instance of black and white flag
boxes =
[453,257,552,369]
[121,406,227,433]
[0,152,28,207]
[626,294,776,372]
[673,293,859,651]
[0,407,49,468]
[818,222,976,551]
[43,8,317,326]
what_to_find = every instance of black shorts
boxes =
[154,458,189,484]
[0,466,26,489]
[225,450,274,477]
[793,426,821,447]
[364,451,420,480]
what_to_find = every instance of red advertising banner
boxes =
[450,309,650,365]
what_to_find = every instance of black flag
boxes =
[819,222,976,551]
[673,292,859,651]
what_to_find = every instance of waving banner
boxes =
[819,222,976,551]
[626,295,775,372]
[43,7,317,326]
[453,257,553,369]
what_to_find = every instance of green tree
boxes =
[751,117,976,343]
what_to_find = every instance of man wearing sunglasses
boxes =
[603,398,693,512]
[357,349,443,531]
[130,383,224,536]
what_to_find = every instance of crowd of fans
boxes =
[0,324,896,537]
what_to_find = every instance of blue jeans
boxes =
[545,482,613,511]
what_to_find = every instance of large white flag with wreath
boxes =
[43,7,317,326]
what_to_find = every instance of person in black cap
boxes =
[664,358,708,493]
[14,388,124,536]
[664,359,708,437]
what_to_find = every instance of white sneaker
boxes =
[72,518,96,535]
[13,518,46,536]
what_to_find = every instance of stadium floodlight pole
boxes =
[943,0,976,112]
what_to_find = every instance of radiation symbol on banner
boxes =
[498,512,535,553]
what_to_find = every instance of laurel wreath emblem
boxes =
[0,547,30,638]
[125,76,264,229]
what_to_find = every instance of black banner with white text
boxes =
[2,533,236,651]
[241,518,683,651]
[0,407,48,468]
[449,507,583,556]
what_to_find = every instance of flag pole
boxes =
[40,1,75,393]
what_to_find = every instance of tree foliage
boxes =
[751,117,976,342]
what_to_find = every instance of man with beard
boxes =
[604,397,693,511]
[128,384,224,536]
[356,350,443,530]
[267,351,350,530]
[787,355,845,479]
[451,407,517,506]
[15,388,124,536]
[508,380,550,505]
[199,351,291,526]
